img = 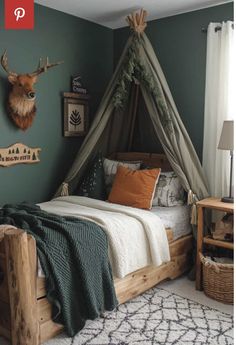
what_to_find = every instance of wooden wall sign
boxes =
[0,143,41,167]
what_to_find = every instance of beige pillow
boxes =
[103,158,141,193]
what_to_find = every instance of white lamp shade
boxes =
[218,120,234,151]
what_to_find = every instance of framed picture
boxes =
[63,93,89,137]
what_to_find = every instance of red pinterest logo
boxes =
[5,0,34,29]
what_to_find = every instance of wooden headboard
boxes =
[109,152,172,172]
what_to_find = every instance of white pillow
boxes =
[103,158,141,193]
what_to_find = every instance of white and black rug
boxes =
[43,287,233,345]
[0,287,233,345]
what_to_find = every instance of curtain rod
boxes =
[202,23,234,33]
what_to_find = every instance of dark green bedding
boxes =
[0,203,118,336]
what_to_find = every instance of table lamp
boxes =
[218,120,234,203]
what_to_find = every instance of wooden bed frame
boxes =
[0,152,193,345]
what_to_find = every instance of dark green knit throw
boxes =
[0,203,118,336]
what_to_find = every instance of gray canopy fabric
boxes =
[55,32,209,208]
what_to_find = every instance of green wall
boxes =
[0,2,113,205]
[0,2,233,205]
[114,3,233,160]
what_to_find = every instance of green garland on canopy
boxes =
[112,34,173,132]
[112,36,137,108]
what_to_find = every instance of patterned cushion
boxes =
[108,166,161,209]
[152,171,185,207]
[77,154,107,200]
[103,158,141,193]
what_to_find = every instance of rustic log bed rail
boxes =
[0,227,193,345]
[0,153,193,345]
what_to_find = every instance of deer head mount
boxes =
[1,51,63,130]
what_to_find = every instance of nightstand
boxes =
[196,197,234,290]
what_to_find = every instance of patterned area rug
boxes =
[45,287,233,345]
[0,287,233,345]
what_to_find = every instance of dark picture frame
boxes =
[63,93,89,137]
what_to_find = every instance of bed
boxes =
[0,152,193,345]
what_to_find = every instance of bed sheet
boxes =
[150,205,192,240]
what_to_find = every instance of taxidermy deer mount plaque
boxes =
[0,143,41,167]
[1,51,63,130]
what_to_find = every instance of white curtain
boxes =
[203,21,234,197]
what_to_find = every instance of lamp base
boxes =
[221,196,234,203]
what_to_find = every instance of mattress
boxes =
[36,203,191,277]
[150,205,192,240]
[37,196,170,278]
[1,200,190,278]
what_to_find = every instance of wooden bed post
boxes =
[4,229,39,345]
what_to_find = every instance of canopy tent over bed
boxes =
[55,9,209,209]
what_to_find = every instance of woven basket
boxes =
[200,253,234,304]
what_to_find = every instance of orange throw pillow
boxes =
[108,166,161,209]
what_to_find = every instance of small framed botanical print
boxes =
[63,93,89,137]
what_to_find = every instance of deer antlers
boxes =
[1,51,17,76]
[0,51,64,76]
[30,57,64,76]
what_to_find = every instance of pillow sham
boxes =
[77,154,107,200]
[108,166,161,209]
[103,158,141,193]
[152,171,185,207]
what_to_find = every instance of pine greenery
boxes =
[112,33,173,132]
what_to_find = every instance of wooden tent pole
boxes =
[128,83,140,151]
[126,9,147,34]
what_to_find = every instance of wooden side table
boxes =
[196,197,234,290]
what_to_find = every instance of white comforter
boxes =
[39,196,170,278]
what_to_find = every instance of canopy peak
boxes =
[126,9,148,34]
